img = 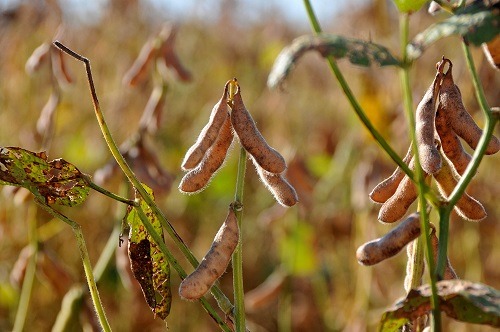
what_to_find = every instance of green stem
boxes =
[301,0,414,181]
[52,41,234,316]
[85,177,137,206]
[12,206,38,332]
[232,146,247,332]
[35,200,112,332]
[399,13,441,331]
[134,206,231,332]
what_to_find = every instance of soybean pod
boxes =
[179,115,233,194]
[181,82,230,170]
[439,62,500,155]
[415,72,442,174]
[357,212,421,266]
[230,87,287,174]
[179,206,239,300]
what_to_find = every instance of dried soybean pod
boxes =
[255,161,298,207]
[439,63,500,154]
[122,39,157,87]
[430,227,458,280]
[369,144,413,203]
[435,102,471,175]
[415,72,442,174]
[181,82,230,170]
[433,159,486,221]
[179,116,233,193]
[230,87,287,174]
[378,159,420,223]
[357,212,421,266]
[179,206,239,300]
[25,42,51,74]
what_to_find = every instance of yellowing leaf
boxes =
[125,184,171,320]
[0,147,89,207]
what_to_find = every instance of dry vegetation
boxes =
[0,1,498,331]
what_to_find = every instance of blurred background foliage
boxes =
[0,0,498,331]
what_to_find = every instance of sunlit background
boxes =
[0,1,498,331]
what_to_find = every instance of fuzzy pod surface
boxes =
[179,207,239,300]
[182,82,230,170]
[230,88,287,174]
[357,212,421,266]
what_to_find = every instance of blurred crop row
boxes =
[0,1,498,331]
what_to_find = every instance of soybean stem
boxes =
[52,41,235,316]
[85,177,137,206]
[232,145,247,332]
[301,0,414,181]
[34,201,112,332]
[399,13,441,331]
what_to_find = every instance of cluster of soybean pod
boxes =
[357,57,500,274]
[178,79,298,300]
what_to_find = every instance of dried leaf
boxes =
[379,280,500,331]
[407,2,500,60]
[268,34,401,88]
[125,185,171,320]
[0,147,89,206]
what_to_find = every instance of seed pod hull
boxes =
[179,116,233,193]
[179,207,239,300]
[255,161,298,207]
[416,74,442,174]
[182,83,230,170]
[230,89,286,174]
[357,212,421,266]
[370,145,413,204]
[439,69,500,155]
[433,159,486,222]
[378,160,419,223]
[435,103,471,175]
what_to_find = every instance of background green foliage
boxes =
[0,1,498,331]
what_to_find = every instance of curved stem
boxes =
[35,201,112,332]
[301,0,414,181]
[85,177,137,206]
[52,41,235,316]
[232,146,247,332]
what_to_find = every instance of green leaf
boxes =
[392,0,428,13]
[407,2,500,60]
[379,280,500,331]
[268,34,401,88]
[0,147,89,207]
[125,185,171,320]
